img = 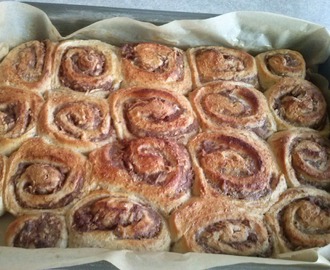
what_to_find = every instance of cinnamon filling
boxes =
[266,53,302,76]
[73,197,161,239]
[15,41,46,82]
[13,213,63,248]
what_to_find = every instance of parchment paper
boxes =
[0,1,330,269]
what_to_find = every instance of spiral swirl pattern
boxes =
[121,43,192,95]
[256,49,306,90]
[89,136,192,214]
[67,190,171,251]
[55,40,122,96]
[265,187,330,253]
[5,213,67,248]
[38,91,115,153]
[268,129,330,190]
[0,40,55,93]
[110,87,199,144]
[0,86,44,155]
[3,138,89,215]
[187,46,258,88]
[188,129,286,207]
[190,81,276,139]
[265,78,328,131]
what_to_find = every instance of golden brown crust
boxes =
[265,187,330,254]
[5,212,67,248]
[264,78,329,133]
[187,129,287,212]
[187,46,258,88]
[0,86,44,155]
[0,40,56,94]
[120,43,192,95]
[255,49,306,91]
[268,128,330,190]
[38,90,116,153]
[3,138,91,215]
[66,189,171,251]
[109,87,199,144]
[189,81,276,139]
[52,39,122,97]
[169,197,274,256]
[89,137,192,215]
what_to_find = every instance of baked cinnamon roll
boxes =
[256,49,306,90]
[109,87,199,144]
[5,213,67,248]
[89,136,193,215]
[0,155,6,216]
[187,46,258,88]
[265,78,328,132]
[268,129,330,190]
[52,40,122,97]
[3,138,91,215]
[169,197,273,257]
[0,40,55,94]
[188,129,286,211]
[0,86,44,155]
[265,187,330,254]
[120,43,192,95]
[66,190,171,251]
[189,81,276,139]
[38,90,116,153]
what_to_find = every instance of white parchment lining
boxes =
[0,1,330,269]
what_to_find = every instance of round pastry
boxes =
[187,46,258,88]
[264,78,328,132]
[265,187,330,254]
[0,40,55,94]
[3,138,91,215]
[255,49,306,90]
[0,86,44,155]
[268,128,330,190]
[189,81,276,139]
[120,42,192,95]
[5,213,67,248]
[169,197,273,257]
[38,90,116,153]
[187,129,287,211]
[109,87,199,144]
[0,155,6,216]
[52,39,122,97]
[66,190,171,251]
[89,136,193,215]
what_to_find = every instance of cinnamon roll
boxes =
[66,190,171,251]
[169,197,273,257]
[256,49,306,90]
[0,155,6,216]
[120,43,192,95]
[188,129,287,211]
[0,40,55,93]
[5,213,67,248]
[52,39,122,97]
[3,138,91,215]
[0,86,44,155]
[265,187,330,254]
[89,136,193,215]
[268,129,330,190]
[109,87,199,144]
[189,81,276,139]
[38,90,116,153]
[187,46,258,88]
[264,78,328,132]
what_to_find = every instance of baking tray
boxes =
[23,2,218,36]
[1,2,330,269]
